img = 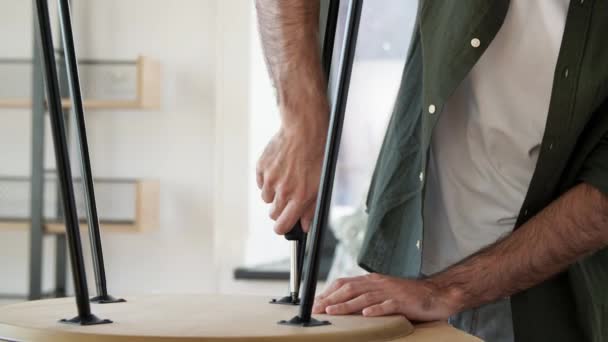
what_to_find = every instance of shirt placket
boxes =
[515,0,594,227]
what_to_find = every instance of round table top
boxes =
[0,294,414,342]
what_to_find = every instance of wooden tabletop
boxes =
[0,295,480,341]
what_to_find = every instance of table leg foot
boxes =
[270,295,299,306]
[59,314,112,326]
[90,294,126,304]
[278,315,331,327]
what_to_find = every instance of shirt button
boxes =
[428,104,436,114]
[416,240,421,250]
[564,68,569,78]
[419,171,424,182]
[471,38,481,48]
[523,209,529,216]
[548,142,554,150]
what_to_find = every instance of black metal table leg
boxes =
[34,0,111,325]
[28,14,46,301]
[322,0,340,80]
[55,0,125,305]
[279,0,362,327]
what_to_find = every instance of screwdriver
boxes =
[270,222,306,305]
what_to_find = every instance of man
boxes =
[254,1,608,341]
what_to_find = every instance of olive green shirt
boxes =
[358,1,608,341]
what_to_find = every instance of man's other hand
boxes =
[312,273,462,322]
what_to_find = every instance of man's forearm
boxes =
[255,0,328,128]
[428,183,608,312]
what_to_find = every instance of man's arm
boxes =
[255,0,329,234]
[313,183,608,321]
[428,182,608,312]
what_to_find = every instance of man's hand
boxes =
[256,121,326,234]
[312,273,461,322]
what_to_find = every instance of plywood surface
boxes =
[0,295,413,342]
[0,295,480,342]
[397,322,482,342]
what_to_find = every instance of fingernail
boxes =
[362,308,375,316]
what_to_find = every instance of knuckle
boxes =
[255,157,266,172]
[334,279,346,288]
[277,179,293,190]
[275,186,289,201]
[361,292,376,303]
[291,189,308,204]
[274,183,284,194]
[264,175,277,188]
[342,283,355,295]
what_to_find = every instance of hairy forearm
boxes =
[428,183,608,312]
[255,0,328,129]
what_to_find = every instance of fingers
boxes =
[269,192,287,221]
[261,182,276,204]
[317,281,376,311]
[312,276,373,314]
[326,291,383,315]
[257,155,276,203]
[316,275,368,301]
[362,299,400,317]
[256,131,324,236]
[273,201,301,234]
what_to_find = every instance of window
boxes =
[245,0,419,267]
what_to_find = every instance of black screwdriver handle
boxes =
[285,222,305,241]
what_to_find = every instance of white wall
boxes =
[72,0,219,295]
[0,0,250,297]
[211,0,253,294]
[0,0,60,295]
[245,10,288,267]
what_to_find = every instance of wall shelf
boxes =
[0,177,159,233]
[0,56,160,110]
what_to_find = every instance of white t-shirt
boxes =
[421,0,570,275]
